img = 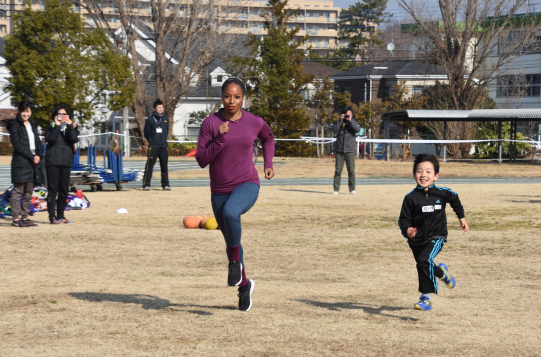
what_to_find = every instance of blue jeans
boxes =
[211,182,260,267]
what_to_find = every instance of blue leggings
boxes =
[211,182,260,267]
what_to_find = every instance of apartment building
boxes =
[2,0,341,51]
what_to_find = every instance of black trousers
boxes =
[143,146,169,187]
[409,238,445,294]
[46,166,71,222]
[36,158,47,187]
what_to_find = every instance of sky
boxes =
[332,0,417,22]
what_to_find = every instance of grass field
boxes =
[169,157,541,179]
[1,181,540,356]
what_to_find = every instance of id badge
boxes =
[156,128,163,133]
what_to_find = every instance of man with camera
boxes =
[332,107,361,194]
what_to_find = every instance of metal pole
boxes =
[364,142,367,159]
[123,107,130,157]
[386,118,390,161]
[443,121,447,162]
[364,82,367,102]
[498,120,502,163]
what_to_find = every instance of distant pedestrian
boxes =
[196,78,275,312]
[45,104,79,225]
[142,100,170,191]
[332,107,360,194]
[8,100,42,227]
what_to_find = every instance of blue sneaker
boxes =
[438,263,456,289]
[415,294,432,311]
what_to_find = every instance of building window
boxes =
[497,74,541,97]
[0,25,6,33]
[413,85,428,95]
[499,32,541,55]
[217,75,223,83]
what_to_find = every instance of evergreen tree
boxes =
[338,0,391,58]
[4,0,135,127]
[231,0,314,156]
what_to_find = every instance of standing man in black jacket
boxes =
[143,100,170,191]
[332,107,361,194]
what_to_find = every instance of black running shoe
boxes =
[238,279,254,312]
[22,219,38,227]
[11,220,26,228]
[228,261,243,286]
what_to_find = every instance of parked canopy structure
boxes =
[380,109,541,162]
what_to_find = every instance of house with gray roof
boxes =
[330,61,448,104]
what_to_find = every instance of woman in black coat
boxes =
[9,101,42,227]
[44,104,79,225]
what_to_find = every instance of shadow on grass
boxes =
[507,200,541,204]
[69,292,236,316]
[280,189,330,194]
[295,300,418,321]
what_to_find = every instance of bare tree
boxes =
[397,0,541,110]
[362,20,416,61]
[81,0,240,147]
[307,76,336,157]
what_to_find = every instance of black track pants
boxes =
[143,146,169,187]
[46,166,71,222]
[409,237,445,294]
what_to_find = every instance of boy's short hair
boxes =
[153,100,164,109]
[413,153,440,174]
[340,108,347,114]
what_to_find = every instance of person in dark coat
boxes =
[45,104,79,224]
[142,99,170,191]
[332,107,361,194]
[9,101,43,227]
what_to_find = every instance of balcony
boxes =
[306,29,318,35]
[238,14,248,19]
[304,17,338,23]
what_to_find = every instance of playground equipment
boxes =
[70,145,142,192]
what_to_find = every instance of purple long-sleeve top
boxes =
[195,110,275,195]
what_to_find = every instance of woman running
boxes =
[195,78,275,312]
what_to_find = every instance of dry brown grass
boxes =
[170,157,541,179]
[1,183,540,356]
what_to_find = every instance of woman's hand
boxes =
[264,168,274,180]
[64,117,72,125]
[54,116,62,126]
[219,121,229,135]
[33,156,40,164]
[72,122,78,128]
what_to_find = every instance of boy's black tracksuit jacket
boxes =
[398,184,465,246]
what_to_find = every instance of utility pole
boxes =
[123,107,130,157]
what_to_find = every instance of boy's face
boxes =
[155,105,164,114]
[414,161,439,189]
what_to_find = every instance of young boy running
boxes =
[398,153,469,311]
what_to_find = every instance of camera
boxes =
[344,115,350,120]
[57,114,69,122]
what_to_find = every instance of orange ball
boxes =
[183,216,201,229]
